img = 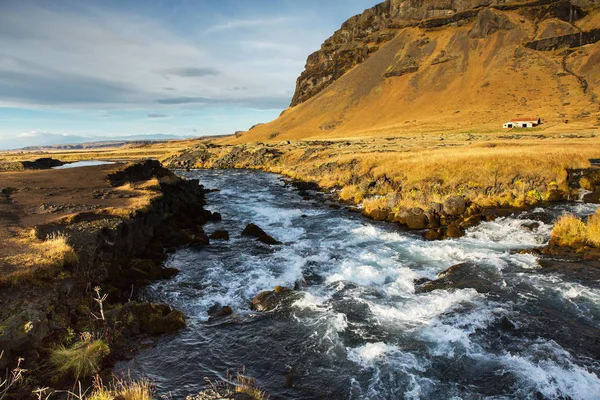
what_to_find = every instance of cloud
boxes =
[147,113,169,118]
[0,65,136,106]
[155,95,290,110]
[0,4,304,111]
[203,17,292,34]
[161,67,220,77]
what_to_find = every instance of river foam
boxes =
[117,169,600,400]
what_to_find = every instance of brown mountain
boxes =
[229,0,600,143]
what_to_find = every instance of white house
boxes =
[503,117,541,129]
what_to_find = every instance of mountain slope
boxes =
[229,0,600,143]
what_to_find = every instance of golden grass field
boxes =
[169,133,599,219]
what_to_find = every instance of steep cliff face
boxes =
[290,0,597,107]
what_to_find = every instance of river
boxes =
[116,169,600,400]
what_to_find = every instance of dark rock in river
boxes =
[424,228,442,241]
[209,230,230,241]
[499,316,516,331]
[521,221,540,231]
[208,305,233,320]
[416,262,500,294]
[241,223,281,245]
[538,256,600,281]
[251,286,293,311]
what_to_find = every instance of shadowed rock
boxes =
[251,286,293,311]
[416,262,500,294]
[241,223,281,245]
[208,305,233,321]
[469,8,514,39]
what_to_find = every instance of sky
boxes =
[0,0,381,149]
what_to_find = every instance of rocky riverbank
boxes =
[0,160,214,396]
[163,140,600,240]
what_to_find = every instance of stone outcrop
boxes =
[468,8,515,39]
[525,28,600,51]
[0,161,210,374]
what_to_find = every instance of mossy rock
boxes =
[108,302,185,336]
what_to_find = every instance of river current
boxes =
[117,169,600,400]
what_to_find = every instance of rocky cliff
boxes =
[291,0,598,107]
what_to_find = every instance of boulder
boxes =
[446,223,464,238]
[384,55,419,77]
[415,262,500,294]
[250,286,293,311]
[522,221,540,231]
[443,196,466,216]
[424,229,442,241]
[241,223,281,245]
[429,202,443,213]
[124,258,178,283]
[459,214,482,229]
[393,210,409,224]
[426,211,440,228]
[161,229,194,247]
[208,305,233,320]
[405,208,428,229]
[364,208,390,221]
[209,230,230,241]
[241,223,268,237]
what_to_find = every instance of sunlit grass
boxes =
[585,209,600,247]
[50,338,109,379]
[0,231,78,287]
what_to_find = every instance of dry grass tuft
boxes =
[187,369,269,400]
[0,352,26,400]
[49,338,109,379]
[552,214,587,247]
[585,209,600,247]
[88,376,153,400]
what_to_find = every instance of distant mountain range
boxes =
[0,133,198,151]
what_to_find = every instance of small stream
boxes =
[116,169,600,400]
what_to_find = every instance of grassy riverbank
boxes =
[166,133,600,223]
